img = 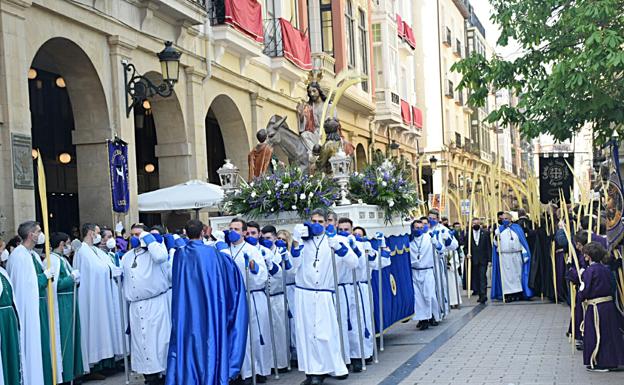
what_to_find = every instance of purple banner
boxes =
[108,140,130,213]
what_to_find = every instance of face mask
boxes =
[310,223,325,236]
[37,232,46,245]
[63,245,72,256]
[106,238,116,250]
[0,249,8,262]
[502,219,511,227]
[260,238,273,249]
[226,230,241,244]
[429,219,438,228]
[130,236,141,249]
[412,229,424,238]
[275,239,287,248]
[423,224,430,232]
[354,235,365,242]
[497,219,503,225]
[93,234,102,245]
[472,225,480,231]
[245,236,259,246]
[338,230,350,237]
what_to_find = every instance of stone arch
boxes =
[355,143,367,171]
[206,94,250,179]
[30,37,111,228]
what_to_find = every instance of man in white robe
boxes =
[494,212,528,301]
[222,218,269,383]
[121,231,170,385]
[427,210,458,321]
[7,221,50,385]
[409,220,437,329]
[292,209,358,385]
[73,223,123,374]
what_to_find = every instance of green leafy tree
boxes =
[453,0,624,143]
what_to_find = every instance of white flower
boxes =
[271,208,275,212]
[300,193,306,199]
[250,191,257,198]
[308,192,314,198]
[381,181,388,187]
[283,183,290,190]
[250,182,255,187]
[389,199,395,207]
[291,205,297,210]
[267,190,272,196]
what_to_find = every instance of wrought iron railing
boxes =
[207,0,226,26]
[263,18,283,57]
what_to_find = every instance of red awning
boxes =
[403,22,416,49]
[225,0,264,42]
[396,14,405,38]
[412,106,423,128]
[279,18,312,70]
[401,100,411,125]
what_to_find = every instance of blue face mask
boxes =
[275,239,287,248]
[226,230,241,244]
[429,219,438,228]
[502,219,511,227]
[354,235,365,242]
[311,223,325,236]
[338,230,350,237]
[245,236,259,246]
[260,238,273,249]
[423,224,430,232]
[130,236,141,249]
[412,228,424,238]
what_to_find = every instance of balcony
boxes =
[455,90,463,106]
[443,26,452,46]
[208,0,263,67]
[454,38,463,58]
[149,0,207,26]
[452,0,471,19]
[445,79,454,99]
[374,89,403,126]
[263,18,311,90]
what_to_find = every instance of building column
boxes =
[0,0,34,234]
[184,66,208,182]
[108,35,138,226]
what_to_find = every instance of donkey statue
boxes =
[265,115,317,174]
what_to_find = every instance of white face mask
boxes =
[106,238,116,250]
[1,249,8,262]
[62,245,72,256]
[93,233,102,245]
[37,232,46,245]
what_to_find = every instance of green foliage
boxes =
[452,0,624,143]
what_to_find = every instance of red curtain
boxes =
[412,106,423,128]
[225,0,264,42]
[403,22,416,49]
[396,14,405,38]
[279,18,312,70]
[401,100,411,125]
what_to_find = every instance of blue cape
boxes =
[491,224,534,300]
[165,240,248,384]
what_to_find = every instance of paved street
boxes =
[98,296,624,385]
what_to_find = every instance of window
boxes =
[373,45,384,88]
[358,8,369,92]
[293,0,299,29]
[372,23,381,43]
[320,0,334,54]
[455,132,462,148]
[346,1,356,68]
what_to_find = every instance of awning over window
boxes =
[225,0,264,42]
[412,106,423,128]
[279,18,312,70]
[403,22,416,49]
[396,14,405,38]
[401,100,411,125]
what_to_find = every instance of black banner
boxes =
[539,154,574,204]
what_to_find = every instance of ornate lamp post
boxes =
[123,41,182,117]
[429,155,438,171]
[217,159,241,195]
[330,148,352,206]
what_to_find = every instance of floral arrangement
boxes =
[223,162,340,219]
[349,155,419,223]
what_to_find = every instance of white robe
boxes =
[93,248,124,356]
[0,267,15,385]
[429,225,458,319]
[446,250,463,306]
[222,242,269,379]
[495,228,526,294]
[42,253,65,383]
[281,250,297,358]
[121,243,171,375]
[292,234,357,376]
[410,234,438,321]
[7,245,44,385]
[73,243,122,367]
[262,245,290,369]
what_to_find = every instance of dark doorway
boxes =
[134,104,161,226]
[29,68,79,235]
[205,108,227,184]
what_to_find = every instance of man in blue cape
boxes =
[165,220,248,384]
[491,212,533,301]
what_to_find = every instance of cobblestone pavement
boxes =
[93,297,624,385]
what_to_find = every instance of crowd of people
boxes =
[0,204,623,385]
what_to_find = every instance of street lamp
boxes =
[329,148,352,206]
[123,41,182,117]
[217,159,241,195]
[429,155,438,171]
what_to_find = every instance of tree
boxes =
[453,0,624,143]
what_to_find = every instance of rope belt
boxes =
[131,288,171,303]
[581,295,613,369]
[411,266,433,271]
[295,285,334,293]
